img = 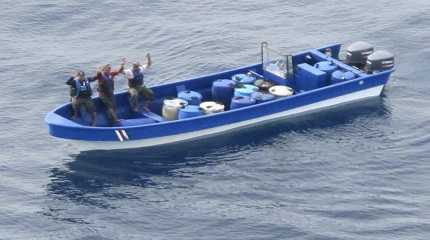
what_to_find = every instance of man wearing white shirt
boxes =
[124,53,154,112]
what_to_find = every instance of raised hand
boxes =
[121,57,127,66]
[144,53,152,68]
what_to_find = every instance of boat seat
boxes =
[142,112,165,122]
[120,117,157,126]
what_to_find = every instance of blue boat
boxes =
[45,42,395,150]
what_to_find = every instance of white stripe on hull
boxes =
[74,85,384,151]
[114,130,124,142]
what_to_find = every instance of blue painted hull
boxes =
[45,44,394,150]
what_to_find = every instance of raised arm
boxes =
[87,75,98,82]
[87,68,101,82]
[66,76,75,85]
[142,53,152,69]
[112,58,127,76]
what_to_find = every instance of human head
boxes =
[132,62,140,71]
[102,64,111,74]
[76,70,85,80]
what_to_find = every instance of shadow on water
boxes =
[46,97,391,208]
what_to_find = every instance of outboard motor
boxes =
[365,50,395,73]
[345,41,374,69]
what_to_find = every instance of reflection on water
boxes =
[47,97,390,208]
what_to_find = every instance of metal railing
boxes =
[261,42,293,79]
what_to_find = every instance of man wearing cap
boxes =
[124,53,154,112]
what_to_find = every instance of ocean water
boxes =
[1,0,430,239]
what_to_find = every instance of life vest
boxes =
[99,73,114,95]
[130,70,144,87]
[74,79,92,97]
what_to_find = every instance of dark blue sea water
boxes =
[1,1,430,239]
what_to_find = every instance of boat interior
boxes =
[53,42,393,127]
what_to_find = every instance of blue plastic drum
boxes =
[212,79,236,106]
[230,95,256,109]
[178,90,202,105]
[178,105,204,119]
[331,70,356,84]
[250,91,276,103]
[315,61,338,83]
[234,84,259,97]
[232,73,256,85]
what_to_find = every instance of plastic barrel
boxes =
[162,98,188,120]
[234,84,259,97]
[314,61,338,84]
[200,101,225,114]
[178,90,202,105]
[212,79,236,106]
[230,96,256,109]
[269,85,294,97]
[178,105,204,119]
[232,73,256,84]
[250,91,276,103]
[331,70,356,84]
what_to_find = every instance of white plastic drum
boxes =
[162,98,188,120]
[269,85,294,97]
[199,101,225,114]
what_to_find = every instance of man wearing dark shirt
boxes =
[92,59,125,124]
[66,71,96,126]
[124,54,154,112]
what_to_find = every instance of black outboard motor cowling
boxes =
[365,50,395,73]
[345,41,374,69]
